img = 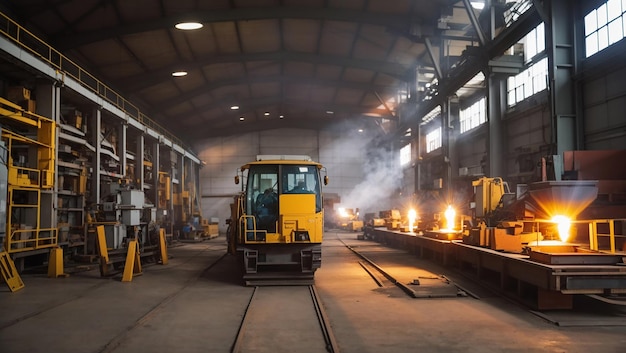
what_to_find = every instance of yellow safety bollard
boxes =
[159,228,168,265]
[47,247,68,278]
[121,239,142,282]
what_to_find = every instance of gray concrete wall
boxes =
[583,65,626,150]
[194,128,378,234]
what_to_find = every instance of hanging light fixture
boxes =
[175,22,203,30]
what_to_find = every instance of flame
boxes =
[551,215,571,242]
[408,209,417,232]
[444,205,456,230]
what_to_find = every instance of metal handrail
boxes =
[0,11,194,154]
[6,228,58,253]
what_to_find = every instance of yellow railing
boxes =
[6,228,58,253]
[0,11,194,154]
[7,165,40,188]
[240,215,267,242]
[587,219,626,254]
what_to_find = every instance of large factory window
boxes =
[400,143,411,166]
[522,23,545,62]
[506,57,547,107]
[425,127,441,153]
[459,97,486,133]
[585,0,626,57]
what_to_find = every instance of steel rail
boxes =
[309,285,340,353]
[231,286,259,353]
[336,235,419,298]
[231,285,340,353]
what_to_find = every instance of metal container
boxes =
[527,180,598,219]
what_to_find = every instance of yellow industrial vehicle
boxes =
[227,155,327,285]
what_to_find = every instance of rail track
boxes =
[231,285,339,353]
[335,233,471,299]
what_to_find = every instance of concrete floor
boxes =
[1,231,626,353]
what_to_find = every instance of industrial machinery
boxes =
[335,207,363,231]
[466,177,602,253]
[227,155,327,285]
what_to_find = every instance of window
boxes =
[459,97,486,133]
[585,0,626,57]
[503,0,532,25]
[507,57,548,106]
[425,127,441,153]
[421,106,441,125]
[400,143,411,166]
[523,23,545,62]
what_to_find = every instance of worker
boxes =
[182,222,194,239]
[255,188,278,232]
[288,180,309,193]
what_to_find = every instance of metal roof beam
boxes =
[54,7,427,49]
[151,75,393,111]
[183,114,380,139]
[168,96,394,121]
[393,5,542,138]
[119,51,412,92]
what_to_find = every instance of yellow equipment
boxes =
[471,177,512,224]
[0,251,24,292]
[227,155,327,285]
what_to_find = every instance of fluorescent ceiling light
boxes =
[279,115,284,119]
[172,71,188,77]
[230,105,239,110]
[239,116,245,121]
[175,22,203,30]
[264,112,270,116]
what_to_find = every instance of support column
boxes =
[547,0,577,156]
[118,122,127,179]
[414,123,421,192]
[447,97,460,198]
[91,108,102,202]
[35,81,59,231]
[170,149,177,233]
[136,134,144,189]
[442,102,451,200]
[487,75,507,177]
[153,141,160,208]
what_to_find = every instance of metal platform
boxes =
[367,227,626,310]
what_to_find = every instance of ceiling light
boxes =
[264,112,270,116]
[279,115,284,119]
[326,110,334,115]
[175,22,203,30]
[230,105,239,110]
[172,71,188,77]
[239,116,245,121]
[358,128,364,133]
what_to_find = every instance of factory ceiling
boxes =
[0,0,498,142]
